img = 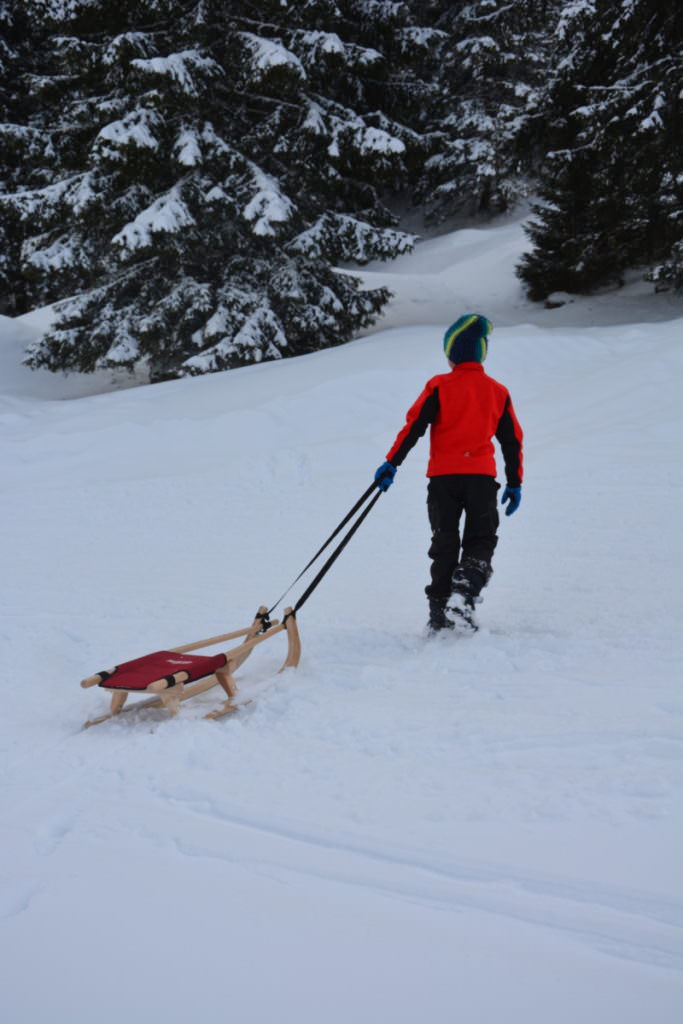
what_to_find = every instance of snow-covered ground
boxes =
[1,216,682,1023]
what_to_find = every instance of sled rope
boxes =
[288,489,382,616]
[268,480,382,617]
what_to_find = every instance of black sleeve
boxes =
[389,387,440,467]
[495,394,524,487]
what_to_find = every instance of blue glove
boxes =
[374,461,397,492]
[501,485,521,516]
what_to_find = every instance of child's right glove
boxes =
[501,485,522,516]
[374,461,397,492]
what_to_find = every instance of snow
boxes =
[33,0,95,21]
[398,26,448,48]
[1,216,682,1023]
[639,91,665,132]
[22,234,80,274]
[240,32,306,81]
[456,34,498,54]
[242,166,294,236]
[325,116,405,160]
[303,99,327,135]
[102,328,140,366]
[112,187,195,252]
[9,174,91,221]
[95,110,161,154]
[349,42,383,66]
[557,1,597,42]
[131,51,221,97]
[358,125,405,155]
[183,305,286,373]
[350,213,683,331]
[289,212,413,262]
[174,127,202,167]
[102,32,153,67]
[297,30,346,58]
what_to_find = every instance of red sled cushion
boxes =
[96,650,227,691]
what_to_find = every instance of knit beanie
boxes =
[443,314,492,364]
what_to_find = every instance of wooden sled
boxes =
[81,606,301,728]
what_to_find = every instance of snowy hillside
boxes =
[1,218,682,1023]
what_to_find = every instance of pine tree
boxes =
[0,1,37,313]
[518,0,683,299]
[5,0,437,379]
[647,241,683,292]
[415,0,561,222]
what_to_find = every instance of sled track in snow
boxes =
[167,796,683,971]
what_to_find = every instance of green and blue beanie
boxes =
[443,314,492,364]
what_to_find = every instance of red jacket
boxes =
[386,362,524,485]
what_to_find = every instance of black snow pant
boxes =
[425,474,500,604]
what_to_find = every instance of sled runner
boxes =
[81,606,301,728]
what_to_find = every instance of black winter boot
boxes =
[446,557,490,633]
[446,589,478,633]
[453,557,491,599]
[427,598,454,633]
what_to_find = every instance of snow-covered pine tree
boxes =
[0,1,38,313]
[647,241,683,293]
[0,2,29,170]
[518,0,683,299]
[415,0,561,222]
[6,0,436,379]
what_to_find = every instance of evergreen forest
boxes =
[1,0,680,379]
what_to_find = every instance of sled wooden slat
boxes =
[171,625,256,655]
[205,608,301,720]
[283,612,302,669]
[81,605,301,728]
[204,700,245,721]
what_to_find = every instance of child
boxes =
[375,314,523,632]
